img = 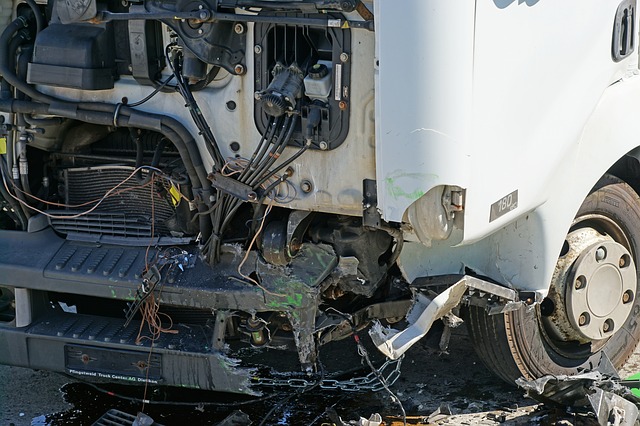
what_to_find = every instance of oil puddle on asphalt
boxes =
[32,381,389,425]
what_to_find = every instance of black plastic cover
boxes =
[27,23,117,90]
[128,6,165,86]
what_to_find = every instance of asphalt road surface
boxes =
[1,326,638,425]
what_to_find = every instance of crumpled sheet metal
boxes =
[368,281,468,359]
[368,275,519,360]
[517,372,640,426]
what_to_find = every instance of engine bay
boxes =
[0,0,416,392]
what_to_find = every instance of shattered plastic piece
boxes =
[357,413,382,426]
[216,410,252,426]
[132,412,155,426]
[427,402,453,423]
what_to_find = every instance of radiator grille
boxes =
[49,166,175,240]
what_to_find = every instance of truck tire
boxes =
[467,174,640,383]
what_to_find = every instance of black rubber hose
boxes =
[0,18,155,121]
[2,99,216,241]
[0,17,54,104]
[16,45,33,128]
[188,66,220,92]
[0,100,209,194]
[1,29,28,99]
[25,0,44,34]
[151,137,168,168]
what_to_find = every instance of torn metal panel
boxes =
[369,275,519,360]
[369,281,468,360]
[517,372,640,426]
[589,388,639,426]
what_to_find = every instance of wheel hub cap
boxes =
[566,238,635,340]
[543,226,637,344]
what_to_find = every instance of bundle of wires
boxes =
[203,114,306,264]
[163,45,312,263]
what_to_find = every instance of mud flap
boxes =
[368,275,519,360]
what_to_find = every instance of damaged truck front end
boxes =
[2,0,640,395]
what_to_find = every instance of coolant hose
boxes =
[1,29,28,99]
[24,0,44,34]
[0,17,53,104]
[0,99,214,240]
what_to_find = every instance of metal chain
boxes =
[253,356,403,392]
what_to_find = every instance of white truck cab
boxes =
[0,0,638,392]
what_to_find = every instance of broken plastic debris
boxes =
[357,413,382,426]
[427,403,453,423]
[216,410,251,426]
[132,412,155,426]
[517,372,640,426]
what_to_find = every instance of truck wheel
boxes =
[467,174,640,383]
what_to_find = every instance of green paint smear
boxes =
[266,292,303,310]
[384,171,429,201]
[629,372,640,397]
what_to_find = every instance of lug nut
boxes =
[603,321,610,332]
[623,291,633,303]
[595,246,607,261]
[574,276,586,290]
[578,314,588,326]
